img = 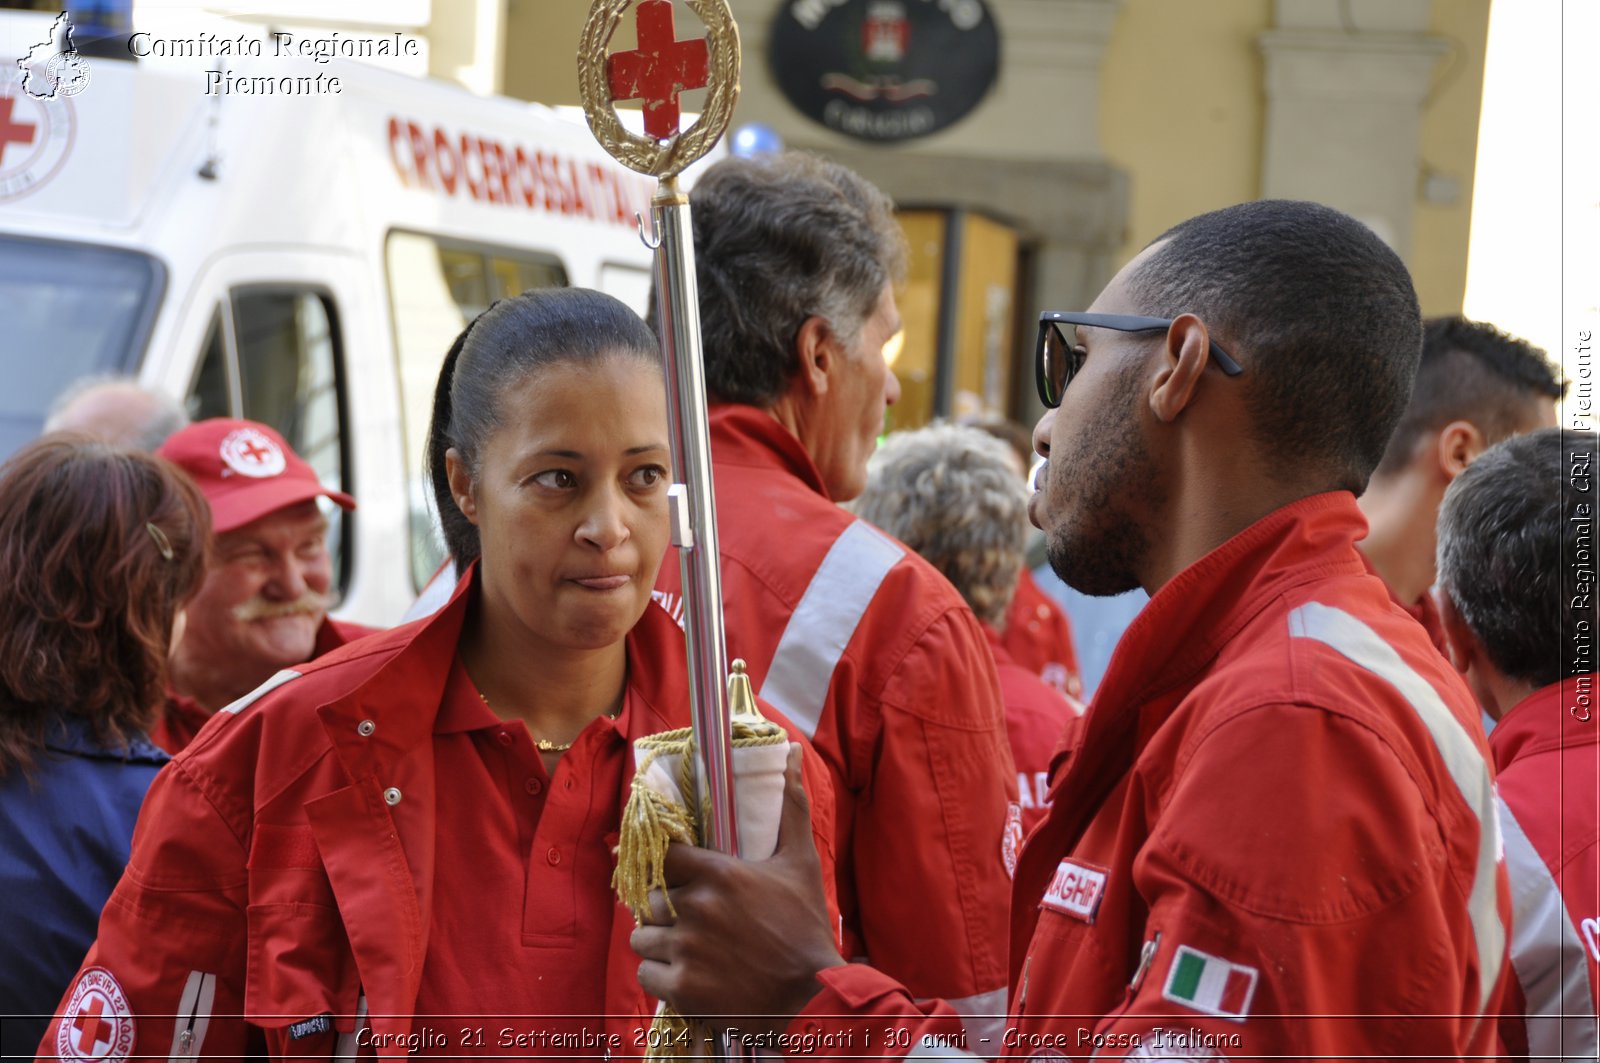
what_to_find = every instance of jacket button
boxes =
[357,719,376,737]
[546,847,562,865]
[525,777,543,796]
[383,787,402,806]
[496,731,513,747]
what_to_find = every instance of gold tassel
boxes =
[614,662,787,1062]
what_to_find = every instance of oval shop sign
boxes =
[769,0,1000,144]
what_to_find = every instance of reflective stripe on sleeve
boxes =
[1497,796,1600,1060]
[221,669,301,715]
[759,520,905,736]
[1288,601,1505,1013]
[942,987,1007,1048]
[334,993,369,1061]
[166,970,215,1063]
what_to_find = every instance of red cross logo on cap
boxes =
[606,0,709,141]
[219,427,286,479]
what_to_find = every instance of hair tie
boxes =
[145,521,175,561]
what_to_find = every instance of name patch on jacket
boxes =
[1161,945,1258,1022]
[1040,858,1108,922]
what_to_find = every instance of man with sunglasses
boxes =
[632,199,1510,1060]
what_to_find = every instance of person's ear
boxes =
[1148,314,1211,423]
[445,448,480,526]
[794,316,835,400]
[1437,590,1476,676]
[1436,421,1487,482]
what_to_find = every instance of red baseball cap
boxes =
[157,418,356,534]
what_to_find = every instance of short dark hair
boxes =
[1130,200,1422,493]
[0,437,210,779]
[686,152,906,406]
[1437,428,1595,688]
[426,288,659,568]
[1374,316,1566,477]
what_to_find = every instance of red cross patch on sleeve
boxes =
[56,968,136,1063]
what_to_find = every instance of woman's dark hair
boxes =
[426,287,660,567]
[0,436,210,778]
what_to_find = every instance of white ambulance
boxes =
[0,9,684,626]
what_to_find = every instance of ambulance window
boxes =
[490,256,566,302]
[188,309,233,422]
[439,248,490,318]
[599,262,652,316]
[0,236,161,459]
[384,230,569,592]
[229,288,351,595]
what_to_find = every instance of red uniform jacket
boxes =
[1357,551,1448,655]
[654,406,1017,1035]
[1000,570,1083,699]
[1491,677,1600,1060]
[40,572,836,1062]
[151,618,377,755]
[985,625,1082,836]
[783,492,1511,1060]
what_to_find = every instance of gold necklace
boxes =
[476,690,619,753]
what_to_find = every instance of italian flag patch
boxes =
[1161,945,1258,1022]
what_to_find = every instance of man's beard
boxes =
[1042,367,1159,597]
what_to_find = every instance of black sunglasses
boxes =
[1035,312,1244,409]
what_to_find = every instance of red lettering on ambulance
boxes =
[490,141,514,205]
[433,127,458,194]
[407,122,430,189]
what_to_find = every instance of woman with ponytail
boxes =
[41,288,837,1061]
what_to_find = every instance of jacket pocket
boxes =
[246,823,359,1035]
[245,899,361,1035]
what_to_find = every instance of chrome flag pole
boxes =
[579,0,742,858]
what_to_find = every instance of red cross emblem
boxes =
[219,427,287,478]
[70,994,114,1056]
[57,968,135,1062]
[606,0,709,141]
[0,96,38,168]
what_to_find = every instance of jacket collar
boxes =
[1013,492,1374,980]
[1089,491,1368,732]
[42,715,168,765]
[982,622,1017,668]
[709,404,832,500]
[1488,676,1600,771]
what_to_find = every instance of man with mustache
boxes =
[152,418,368,752]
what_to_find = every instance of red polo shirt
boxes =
[413,658,630,1054]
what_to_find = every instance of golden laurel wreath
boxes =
[578,0,741,180]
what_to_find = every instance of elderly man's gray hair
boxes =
[686,152,906,407]
[1437,427,1596,687]
[45,376,190,452]
[850,423,1029,628]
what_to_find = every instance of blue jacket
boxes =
[0,716,166,1058]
